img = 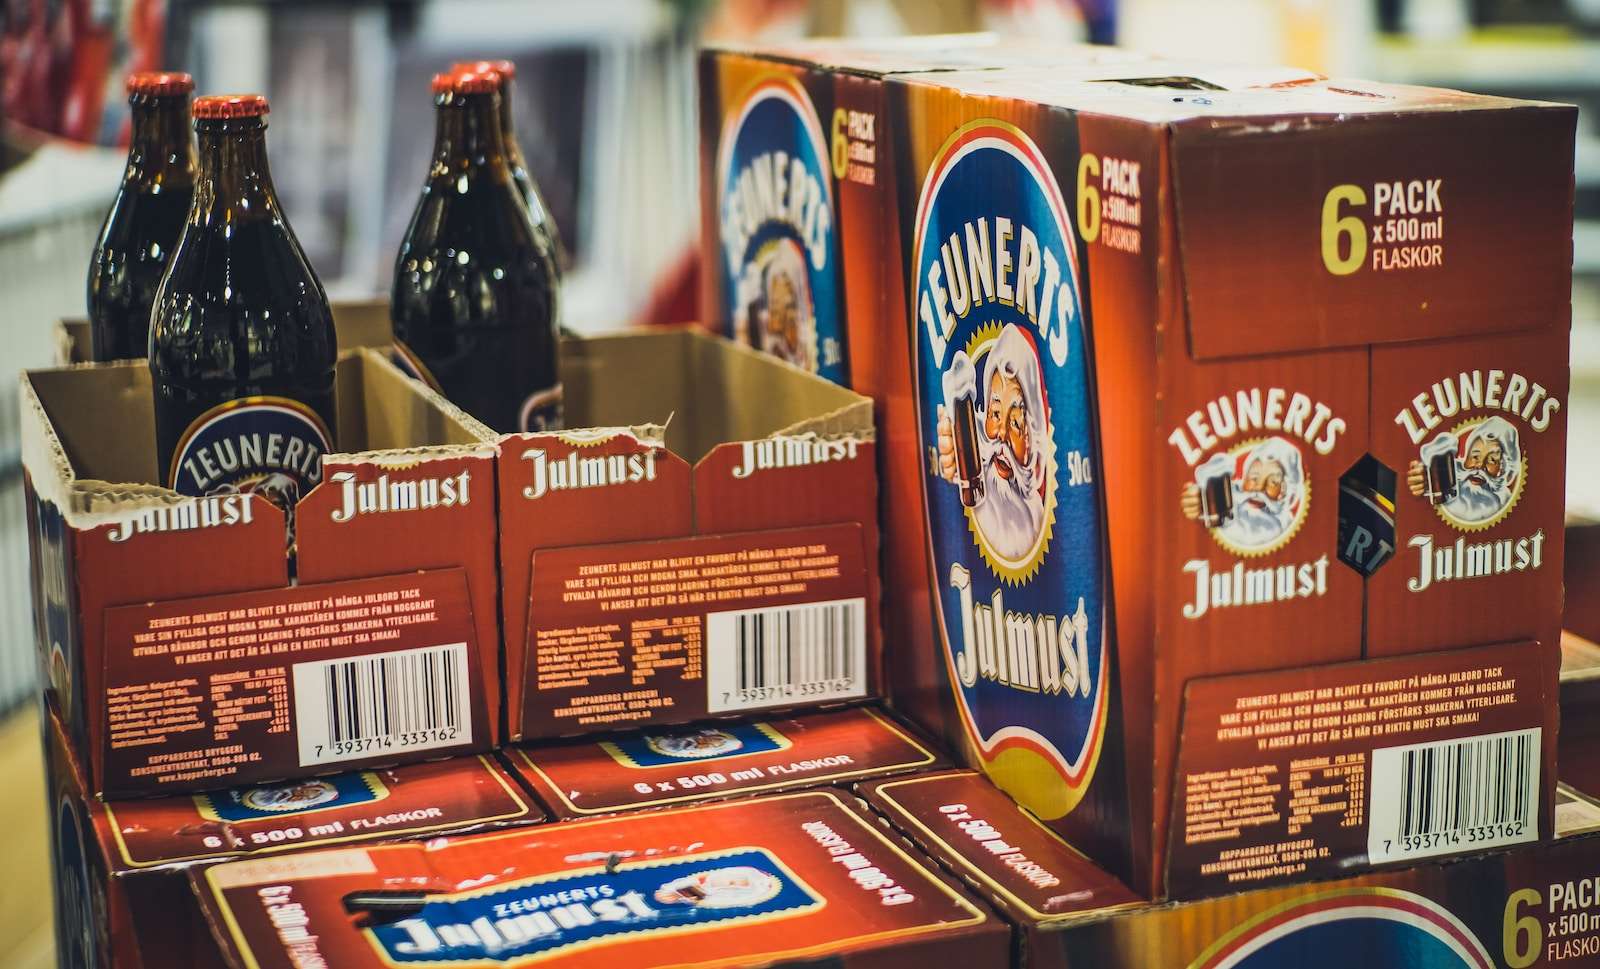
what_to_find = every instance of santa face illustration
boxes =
[734,238,817,372]
[239,779,340,813]
[653,866,782,909]
[1182,437,1307,554]
[646,728,743,759]
[936,324,1051,564]
[1406,415,1522,528]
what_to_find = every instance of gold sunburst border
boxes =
[959,322,1057,585]
[1431,416,1526,533]
[1206,436,1311,559]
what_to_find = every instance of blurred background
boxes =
[1,0,1596,715]
[0,1,1595,961]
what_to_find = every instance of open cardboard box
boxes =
[501,327,882,740]
[52,302,885,744]
[23,347,503,797]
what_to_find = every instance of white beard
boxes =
[1219,489,1293,549]
[1442,470,1510,522]
[975,455,1045,562]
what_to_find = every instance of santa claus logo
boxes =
[717,75,843,382]
[936,322,1055,567]
[1406,416,1524,531]
[646,728,744,759]
[1181,437,1309,556]
[913,119,1108,824]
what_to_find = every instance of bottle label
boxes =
[716,75,843,382]
[169,396,333,517]
[520,382,565,433]
[913,121,1108,823]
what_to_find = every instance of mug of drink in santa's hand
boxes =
[1195,452,1235,528]
[1420,434,1458,506]
[941,351,984,508]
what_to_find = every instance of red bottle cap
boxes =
[447,69,502,95]
[126,71,194,97]
[451,59,515,81]
[192,94,270,120]
[431,72,456,95]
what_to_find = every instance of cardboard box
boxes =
[23,348,504,796]
[55,306,888,745]
[192,789,1010,969]
[506,704,943,818]
[499,328,883,740]
[868,766,1600,969]
[858,769,1144,969]
[861,62,1574,898]
[44,707,542,969]
[698,36,1149,386]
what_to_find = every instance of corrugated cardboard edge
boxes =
[334,348,499,465]
[20,349,500,531]
[773,397,875,443]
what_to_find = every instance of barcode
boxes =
[1368,727,1539,863]
[291,643,472,767]
[707,598,867,713]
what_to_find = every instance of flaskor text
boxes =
[937,803,1061,890]
[107,494,254,543]
[721,150,831,275]
[329,470,470,522]
[521,448,658,500]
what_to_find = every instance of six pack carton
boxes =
[191,789,1010,968]
[23,348,505,796]
[864,766,1600,969]
[699,35,1149,386]
[499,328,883,740]
[44,707,543,969]
[507,704,942,818]
[866,62,1573,897]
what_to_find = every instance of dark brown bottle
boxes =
[391,69,561,432]
[451,58,566,272]
[150,94,338,533]
[87,71,196,361]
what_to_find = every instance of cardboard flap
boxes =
[1171,101,1575,360]
[20,351,494,533]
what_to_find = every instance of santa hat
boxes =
[1235,437,1303,501]
[981,323,1050,493]
[1459,415,1520,484]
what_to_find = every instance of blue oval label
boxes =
[1191,890,1493,969]
[716,75,843,382]
[169,396,332,509]
[913,121,1107,820]
[362,847,821,964]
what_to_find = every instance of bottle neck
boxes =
[497,79,532,170]
[126,95,194,183]
[192,118,281,224]
[431,92,511,176]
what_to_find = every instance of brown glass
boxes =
[391,87,561,433]
[150,112,338,487]
[495,72,566,272]
[87,90,195,361]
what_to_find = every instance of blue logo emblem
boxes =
[603,722,789,768]
[716,76,844,383]
[1191,890,1494,969]
[365,847,821,963]
[169,396,331,507]
[913,121,1108,821]
[195,771,386,822]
